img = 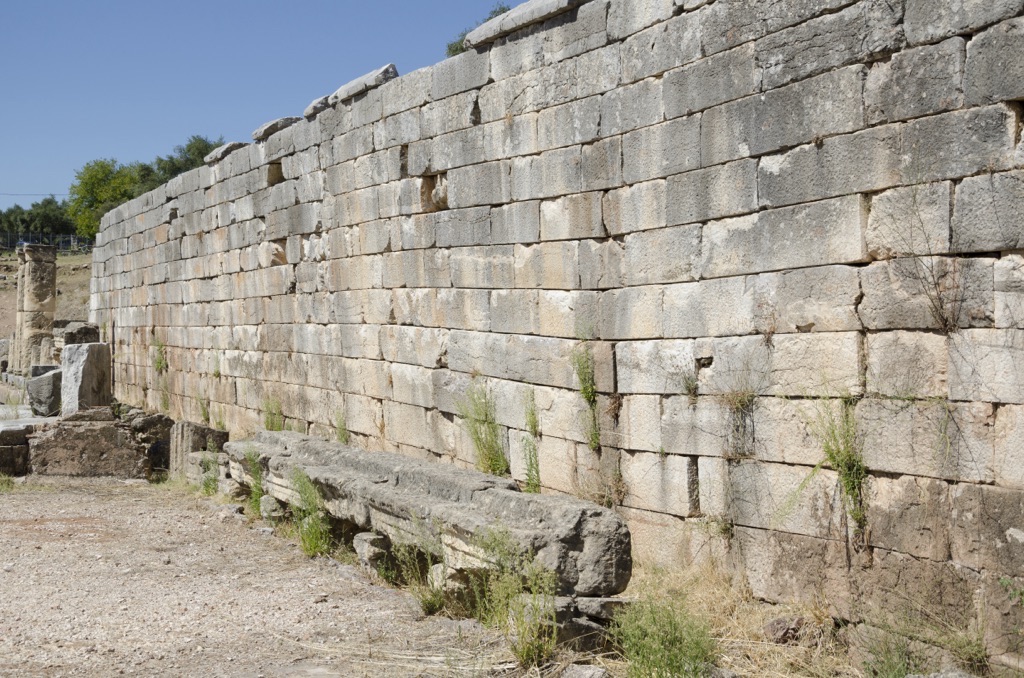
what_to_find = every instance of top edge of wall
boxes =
[464,0,594,48]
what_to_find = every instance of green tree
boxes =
[446,3,512,57]
[66,159,141,239]
[24,196,75,236]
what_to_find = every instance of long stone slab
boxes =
[465,0,588,48]
[224,431,632,597]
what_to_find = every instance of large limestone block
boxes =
[432,50,489,101]
[700,0,852,56]
[995,404,1024,489]
[754,1,905,90]
[225,432,632,597]
[701,65,865,166]
[906,0,1024,45]
[603,180,666,236]
[699,195,868,279]
[615,339,695,394]
[61,343,112,417]
[606,0,673,41]
[667,159,757,226]
[901,105,1017,186]
[27,368,61,417]
[621,225,700,286]
[950,483,1024,576]
[866,331,949,399]
[664,265,862,339]
[867,475,952,562]
[620,12,701,83]
[865,38,965,124]
[996,255,1024,329]
[620,451,698,517]
[464,0,584,49]
[622,117,700,184]
[663,43,758,117]
[858,399,994,483]
[858,258,994,331]
[29,413,149,479]
[728,461,845,540]
[866,182,951,260]
[966,18,1024,105]
[511,147,582,201]
[949,329,1024,404]
[598,286,664,340]
[952,171,1024,253]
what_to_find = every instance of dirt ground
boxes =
[0,251,93,341]
[0,478,513,678]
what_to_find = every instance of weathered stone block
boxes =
[949,329,1024,404]
[700,195,868,279]
[538,290,599,338]
[598,286,664,340]
[754,1,905,90]
[447,161,511,208]
[603,180,666,236]
[867,476,952,562]
[866,182,951,260]
[169,421,229,480]
[491,200,541,244]
[450,246,516,289]
[432,50,490,100]
[611,394,662,452]
[62,322,101,346]
[581,136,622,191]
[995,404,1024,490]
[858,257,995,331]
[30,416,149,479]
[616,340,695,394]
[511,147,582,201]
[663,44,759,117]
[701,65,866,167]
[577,240,623,290]
[600,78,664,137]
[540,193,605,241]
[967,18,1024,106]
[61,343,111,418]
[906,0,1023,46]
[0,444,28,476]
[667,159,757,226]
[620,451,699,517]
[951,171,1024,252]
[866,331,949,399]
[226,431,632,596]
[901,105,1017,185]
[858,398,994,483]
[866,38,965,124]
[27,368,61,417]
[622,117,701,185]
[950,483,1024,576]
[729,460,844,539]
[514,241,580,289]
[537,97,601,150]
[996,255,1024,330]
[620,12,701,83]
[700,0,853,56]
[621,224,700,286]
[607,0,674,41]
[758,125,902,209]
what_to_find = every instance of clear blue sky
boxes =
[0,0,505,212]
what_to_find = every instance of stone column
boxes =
[10,248,25,374]
[18,245,57,374]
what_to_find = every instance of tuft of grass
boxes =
[523,391,541,494]
[389,535,447,617]
[244,446,264,517]
[682,368,699,404]
[722,389,757,458]
[212,351,221,379]
[571,341,601,452]
[466,529,558,668]
[153,338,168,374]
[197,392,210,425]
[458,380,509,476]
[199,454,218,496]
[0,473,15,493]
[290,468,333,557]
[610,597,718,678]
[335,411,350,445]
[863,629,925,677]
[810,396,867,535]
[263,396,285,432]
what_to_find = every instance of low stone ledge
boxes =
[223,431,632,597]
[326,64,399,107]
[464,0,591,49]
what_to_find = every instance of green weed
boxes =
[263,396,285,432]
[199,454,218,496]
[335,411,350,445]
[610,597,718,678]
[290,468,333,557]
[153,338,168,374]
[523,391,541,494]
[458,380,509,476]
[811,396,867,535]
[571,341,601,452]
[0,473,14,493]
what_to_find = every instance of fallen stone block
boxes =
[224,431,632,598]
[0,444,28,475]
[61,322,100,346]
[27,368,61,417]
[61,343,111,417]
[29,408,150,478]
[252,117,301,142]
[328,64,399,107]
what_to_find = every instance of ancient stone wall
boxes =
[90,0,1024,665]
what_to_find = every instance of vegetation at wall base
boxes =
[290,468,333,557]
[610,597,718,678]
[0,473,14,493]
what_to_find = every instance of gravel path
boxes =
[0,478,512,677]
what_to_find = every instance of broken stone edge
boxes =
[325,64,399,109]
[204,142,248,165]
[464,0,592,49]
[252,117,303,143]
[223,431,632,598]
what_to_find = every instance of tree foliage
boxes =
[66,134,222,238]
[446,3,512,57]
[0,196,76,239]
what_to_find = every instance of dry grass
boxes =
[601,563,859,678]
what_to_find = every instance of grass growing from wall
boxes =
[335,411,350,445]
[458,380,509,476]
[523,391,541,493]
[810,396,867,535]
[263,396,285,432]
[571,341,601,452]
[153,338,168,374]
